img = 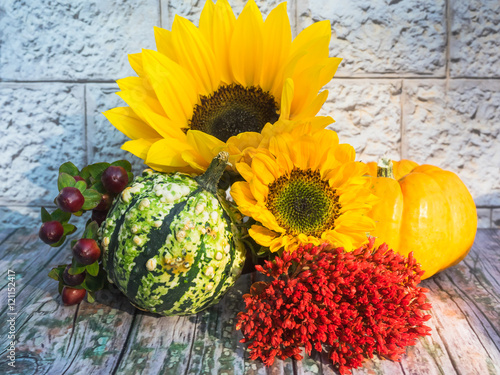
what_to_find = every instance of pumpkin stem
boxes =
[196,152,230,194]
[377,158,394,178]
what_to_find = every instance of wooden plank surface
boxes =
[0,227,499,375]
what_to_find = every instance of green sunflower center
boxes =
[266,168,342,237]
[189,84,280,142]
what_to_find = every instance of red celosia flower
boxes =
[236,238,432,374]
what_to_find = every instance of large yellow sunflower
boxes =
[104,0,342,174]
[230,128,377,253]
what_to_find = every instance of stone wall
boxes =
[0,0,498,228]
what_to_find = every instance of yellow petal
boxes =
[289,64,323,118]
[289,21,331,73]
[103,107,161,140]
[328,163,368,191]
[146,138,192,171]
[142,49,198,123]
[211,0,237,84]
[334,143,356,164]
[314,128,339,149]
[122,138,158,160]
[293,89,329,120]
[235,162,254,182]
[129,103,186,140]
[172,16,221,95]
[230,181,257,213]
[335,214,375,232]
[180,150,210,173]
[226,131,263,154]
[290,20,331,59]
[321,230,355,251]
[154,27,177,61]
[198,0,215,44]
[275,151,294,175]
[319,57,343,87]
[251,209,286,232]
[290,137,317,170]
[230,0,264,86]
[249,176,268,203]
[279,78,294,120]
[249,225,280,247]
[117,76,166,117]
[128,53,144,76]
[185,130,225,165]
[260,2,291,92]
[281,237,301,253]
[267,132,292,161]
[251,153,281,185]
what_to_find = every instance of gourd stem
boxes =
[195,152,229,194]
[377,158,394,178]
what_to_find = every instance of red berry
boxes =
[94,193,112,211]
[72,238,101,265]
[39,221,64,244]
[62,265,86,286]
[101,166,129,194]
[91,210,107,227]
[61,287,86,306]
[56,187,85,213]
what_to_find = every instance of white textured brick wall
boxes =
[0,0,498,228]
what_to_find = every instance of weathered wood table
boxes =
[0,227,499,375]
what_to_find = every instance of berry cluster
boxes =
[236,238,432,374]
[42,160,132,306]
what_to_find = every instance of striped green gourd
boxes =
[100,152,245,315]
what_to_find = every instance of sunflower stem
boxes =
[377,158,394,179]
[195,152,229,194]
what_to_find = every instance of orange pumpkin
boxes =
[366,159,477,279]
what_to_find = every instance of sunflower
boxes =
[230,128,377,253]
[104,0,342,174]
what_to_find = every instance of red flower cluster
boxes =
[236,238,432,374]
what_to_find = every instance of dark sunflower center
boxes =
[266,168,342,237]
[189,84,280,142]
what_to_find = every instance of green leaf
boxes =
[83,269,105,292]
[59,162,79,177]
[41,207,52,223]
[49,234,67,248]
[71,258,87,275]
[91,180,106,194]
[51,209,71,224]
[48,266,65,281]
[58,173,77,191]
[48,269,60,281]
[88,163,110,179]
[80,166,91,180]
[87,292,95,303]
[58,282,64,295]
[82,189,102,211]
[83,221,99,240]
[127,172,134,183]
[62,223,77,235]
[72,210,84,217]
[86,261,99,277]
[71,239,78,248]
[74,180,87,193]
[111,160,132,172]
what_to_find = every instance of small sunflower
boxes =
[230,129,377,252]
[104,0,341,174]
